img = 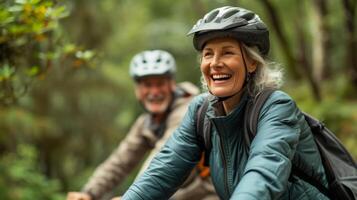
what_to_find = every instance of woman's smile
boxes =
[211,73,232,83]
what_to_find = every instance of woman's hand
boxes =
[111,196,121,200]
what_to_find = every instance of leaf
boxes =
[15,0,27,5]
[30,0,41,5]
[75,50,95,60]
[63,43,76,53]
[0,64,15,81]
[48,5,69,19]
[8,5,24,12]
[0,9,14,25]
[27,66,40,76]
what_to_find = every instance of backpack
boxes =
[196,89,357,200]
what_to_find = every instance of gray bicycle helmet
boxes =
[187,6,269,55]
[130,50,176,81]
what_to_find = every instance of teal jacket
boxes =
[122,91,329,200]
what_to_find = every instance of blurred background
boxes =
[0,0,356,199]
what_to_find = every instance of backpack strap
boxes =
[196,96,212,166]
[243,89,275,146]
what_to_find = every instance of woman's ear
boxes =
[240,42,257,73]
[247,59,257,73]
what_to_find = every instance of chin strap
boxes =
[215,44,253,102]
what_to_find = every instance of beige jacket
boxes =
[82,82,218,200]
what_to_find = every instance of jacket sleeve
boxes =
[231,91,303,200]
[121,97,204,200]
[81,115,153,200]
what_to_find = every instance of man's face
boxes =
[135,75,175,115]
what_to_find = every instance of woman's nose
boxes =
[210,55,223,69]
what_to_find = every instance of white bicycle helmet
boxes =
[188,6,269,55]
[130,50,176,81]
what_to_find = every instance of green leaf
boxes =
[50,5,69,19]
[0,9,14,25]
[27,66,40,76]
[75,50,95,60]
[15,0,28,4]
[63,43,76,53]
[29,0,41,5]
[8,5,24,12]
[0,64,15,81]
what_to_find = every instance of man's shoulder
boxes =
[131,112,149,127]
[183,92,211,115]
[177,82,200,96]
[168,92,208,122]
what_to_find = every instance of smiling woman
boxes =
[121,6,329,200]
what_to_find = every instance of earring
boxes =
[246,72,252,82]
[246,72,255,82]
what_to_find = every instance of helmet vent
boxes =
[241,12,255,21]
[205,10,219,23]
[222,9,239,19]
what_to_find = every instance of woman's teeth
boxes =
[212,74,231,80]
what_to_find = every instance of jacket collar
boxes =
[207,91,249,121]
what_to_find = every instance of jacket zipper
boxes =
[215,122,230,198]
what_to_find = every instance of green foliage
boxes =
[0,0,96,106]
[0,144,65,200]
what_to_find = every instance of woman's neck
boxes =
[222,92,244,115]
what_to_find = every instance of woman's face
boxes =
[200,37,256,98]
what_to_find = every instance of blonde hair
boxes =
[200,44,283,97]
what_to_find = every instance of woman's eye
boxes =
[203,52,213,57]
[224,51,234,55]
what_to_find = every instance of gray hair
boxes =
[243,44,283,96]
[200,44,283,97]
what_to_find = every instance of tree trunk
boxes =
[342,0,357,88]
[295,0,322,101]
[312,0,331,82]
[260,0,301,80]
